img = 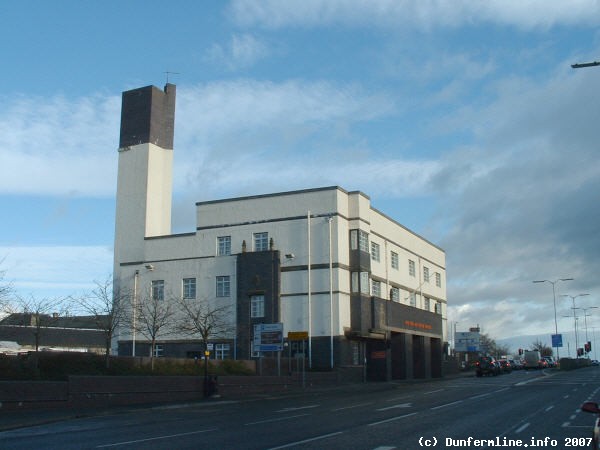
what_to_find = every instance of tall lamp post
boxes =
[533,278,573,359]
[561,293,590,357]
[581,306,598,357]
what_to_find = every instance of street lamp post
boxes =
[581,306,598,357]
[533,278,573,359]
[561,293,590,357]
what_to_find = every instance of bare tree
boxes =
[73,275,129,368]
[532,339,553,357]
[130,289,177,370]
[0,260,13,313]
[176,297,234,351]
[13,295,67,352]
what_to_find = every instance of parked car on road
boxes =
[475,356,500,377]
[509,359,523,370]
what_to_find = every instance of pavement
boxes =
[0,371,475,433]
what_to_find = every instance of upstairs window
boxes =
[183,278,196,299]
[391,251,399,270]
[253,232,269,251]
[435,272,442,288]
[408,259,416,277]
[409,292,416,307]
[350,229,369,252]
[391,287,400,302]
[217,236,231,256]
[151,280,165,301]
[216,276,231,297]
[251,295,265,318]
[372,280,381,297]
[424,267,430,283]
[371,242,380,262]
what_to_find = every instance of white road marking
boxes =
[515,423,530,433]
[276,404,319,412]
[245,414,310,425]
[376,403,412,411]
[424,389,443,395]
[368,412,418,426]
[267,431,343,449]
[332,402,373,411]
[544,405,554,412]
[431,400,463,410]
[96,428,217,448]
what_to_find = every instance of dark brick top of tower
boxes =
[119,84,176,149]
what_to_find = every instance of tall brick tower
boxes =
[113,84,176,266]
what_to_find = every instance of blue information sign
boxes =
[551,334,563,348]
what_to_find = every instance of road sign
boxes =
[551,334,563,348]
[254,323,284,352]
[288,331,309,341]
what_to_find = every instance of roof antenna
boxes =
[164,71,180,84]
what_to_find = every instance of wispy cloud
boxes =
[229,0,600,30]
[204,33,271,70]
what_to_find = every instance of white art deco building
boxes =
[112,84,447,380]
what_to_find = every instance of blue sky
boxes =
[1,1,600,342]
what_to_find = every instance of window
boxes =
[152,344,163,358]
[217,236,231,256]
[152,280,164,301]
[424,297,430,311]
[424,267,430,283]
[409,292,416,307]
[215,343,230,360]
[351,271,370,294]
[408,259,416,277]
[350,229,369,252]
[435,302,442,314]
[183,278,196,299]
[435,272,442,288]
[216,276,231,297]
[391,251,399,270]
[372,280,381,297]
[251,295,265,318]
[254,232,269,251]
[371,242,380,262]
[391,287,400,302]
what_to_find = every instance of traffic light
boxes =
[518,348,523,355]
[577,347,584,357]
[585,342,592,353]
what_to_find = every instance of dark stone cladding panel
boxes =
[235,250,281,360]
[119,84,176,149]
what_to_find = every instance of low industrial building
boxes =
[112,84,447,380]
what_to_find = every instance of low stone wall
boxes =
[0,372,342,412]
[559,357,592,370]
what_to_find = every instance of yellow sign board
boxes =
[288,331,309,341]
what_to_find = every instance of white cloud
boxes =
[204,33,270,70]
[0,245,113,299]
[229,0,600,30]
[0,93,119,197]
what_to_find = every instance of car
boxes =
[498,359,512,373]
[509,359,523,370]
[543,356,556,368]
[475,356,500,377]
[581,401,600,450]
[592,360,599,366]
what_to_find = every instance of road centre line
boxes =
[332,402,373,411]
[368,412,418,426]
[544,405,554,412]
[376,403,412,411]
[276,405,319,412]
[245,414,310,426]
[96,428,217,448]
[267,431,343,449]
[424,389,443,395]
[431,400,463,410]
[515,423,530,433]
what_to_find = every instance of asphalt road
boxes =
[1,367,599,449]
